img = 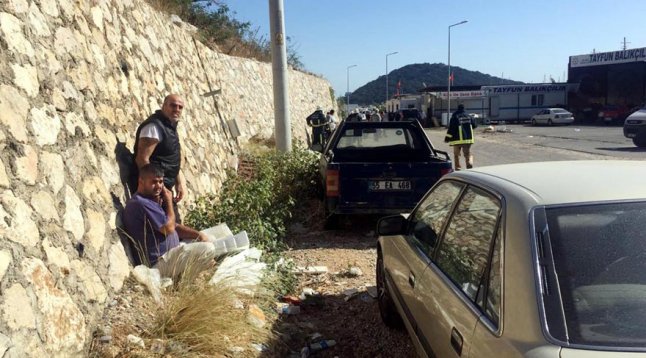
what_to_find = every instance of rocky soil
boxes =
[89,211,415,358]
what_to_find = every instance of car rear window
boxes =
[553,109,569,114]
[544,202,646,348]
[333,124,431,162]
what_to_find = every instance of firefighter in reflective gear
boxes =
[306,106,328,148]
[444,104,477,170]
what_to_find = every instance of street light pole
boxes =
[447,20,467,125]
[346,64,357,109]
[386,51,398,111]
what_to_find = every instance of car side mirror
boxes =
[377,215,407,236]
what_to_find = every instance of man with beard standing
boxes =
[133,94,187,221]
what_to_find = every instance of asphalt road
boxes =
[425,123,646,167]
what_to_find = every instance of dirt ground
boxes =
[89,209,415,358]
[279,214,416,357]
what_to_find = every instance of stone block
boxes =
[108,242,131,292]
[0,250,12,281]
[0,12,35,57]
[90,6,103,32]
[21,258,86,355]
[39,0,60,17]
[11,63,39,97]
[43,238,70,270]
[31,190,59,222]
[0,160,10,188]
[29,106,61,146]
[63,112,91,137]
[27,2,51,37]
[54,27,81,59]
[0,85,29,142]
[6,0,28,14]
[85,209,106,253]
[63,185,84,241]
[39,152,64,194]
[0,332,11,357]
[2,284,36,330]
[82,176,111,206]
[1,190,39,247]
[13,144,39,185]
[71,260,107,303]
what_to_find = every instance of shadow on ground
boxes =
[596,146,646,152]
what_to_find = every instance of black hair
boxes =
[139,163,164,178]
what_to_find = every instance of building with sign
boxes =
[481,83,575,123]
[568,46,646,121]
[419,84,573,123]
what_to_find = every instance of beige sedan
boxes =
[377,161,646,357]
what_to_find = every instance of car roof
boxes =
[450,160,646,206]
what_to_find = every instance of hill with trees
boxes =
[349,63,523,105]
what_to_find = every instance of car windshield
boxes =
[545,202,646,347]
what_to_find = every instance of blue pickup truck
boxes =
[318,119,452,228]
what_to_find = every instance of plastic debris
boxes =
[200,223,233,240]
[299,288,317,300]
[228,346,245,355]
[210,248,267,295]
[247,304,266,328]
[483,125,495,132]
[251,343,268,352]
[360,293,373,302]
[301,340,336,357]
[295,266,328,275]
[348,267,363,277]
[132,265,162,303]
[276,302,301,315]
[127,334,145,349]
[209,231,250,257]
[574,128,581,132]
[160,277,173,289]
[98,335,112,343]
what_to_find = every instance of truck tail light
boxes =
[441,168,453,176]
[326,169,339,196]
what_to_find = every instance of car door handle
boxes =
[408,273,416,288]
[450,327,463,356]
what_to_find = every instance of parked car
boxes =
[623,106,646,147]
[318,119,452,228]
[530,108,574,125]
[598,104,634,125]
[377,160,646,358]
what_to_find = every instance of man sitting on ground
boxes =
[123,163,215,281]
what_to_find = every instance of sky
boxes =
[224,0,646,98]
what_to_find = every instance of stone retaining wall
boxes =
[0,0,336,355]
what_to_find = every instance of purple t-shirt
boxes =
[123,193,180,266]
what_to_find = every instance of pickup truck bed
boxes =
[319,120,452,227]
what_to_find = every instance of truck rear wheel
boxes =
[633,136,646,147]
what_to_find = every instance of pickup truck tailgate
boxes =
[335,161,449,213]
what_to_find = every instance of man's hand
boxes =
[161,186,173,205]
[174,171,186,202]
[197,232,209,242]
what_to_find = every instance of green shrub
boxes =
[185,145,319,253]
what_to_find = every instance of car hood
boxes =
[561,348,646,357]
[627,109,646,120]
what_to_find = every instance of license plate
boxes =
[369,180,411,191]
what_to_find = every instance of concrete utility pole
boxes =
[269,0,291,152]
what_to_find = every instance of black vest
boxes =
[133,110,181,188]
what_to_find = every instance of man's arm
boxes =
[135,137,160,168]
[175,224,208,242]
[173,169,185,202]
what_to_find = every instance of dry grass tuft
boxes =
[153,278,274,356]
